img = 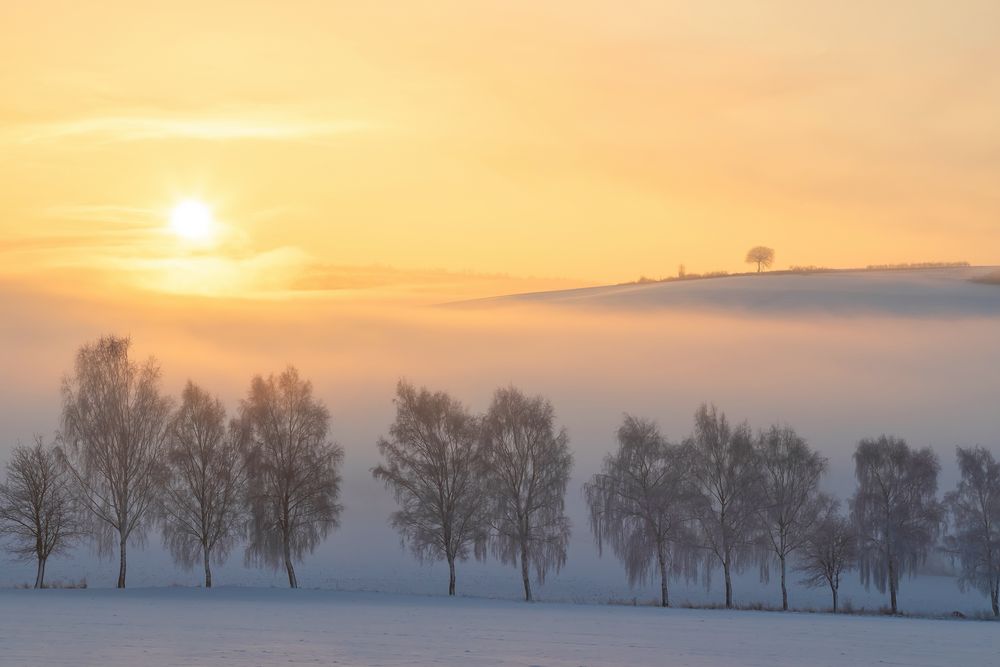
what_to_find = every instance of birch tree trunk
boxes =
[723,556,733,609]
[657,543,669,608]
[779,554,788,611]
[888,556,897,614]
[284,534,298,589]
[520,539,532,602]
[203,544,213,588]
[117,537,127,589]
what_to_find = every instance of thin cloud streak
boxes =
[5,115,371,144]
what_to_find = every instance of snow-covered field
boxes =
[1,587,995,667]
[471,266,1000,316]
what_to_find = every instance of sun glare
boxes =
[169,199,214,241]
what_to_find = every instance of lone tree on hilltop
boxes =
[746,246,775,273]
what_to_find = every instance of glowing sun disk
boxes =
[170,199,214,241]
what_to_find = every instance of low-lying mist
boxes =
[1,281,998,609]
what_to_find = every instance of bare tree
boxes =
[754,425,828,610]
[944,446,1000,617]
[686,403,760,608]
[372,381,489,595]
[482,386,572,602]
[0,438,81,588]
[850,435,943,614]
[796,501,856,613]
[238,366,343,588]
[159,381,245,588]
[745,246,775,273]
[584,415,697,607]
[57,335,172,588]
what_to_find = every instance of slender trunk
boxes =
[34,557,45,589]
[991,584,998,618]
[723,556,733,609]
[203,544,212,589]
[283,533,297,588]
[520,539,532,602]
[779,554,788,611]
[447,554,456,596]
[831,585,838,614]
[657,543,669,607]
[887,557,897,614]
[117,536,127,589]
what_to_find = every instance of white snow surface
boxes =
[1,587,995,667]
[468,266,1000,316]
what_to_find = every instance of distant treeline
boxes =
[1,335,997,619]
[624,261,972,286]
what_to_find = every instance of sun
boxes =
[169,199,215,241]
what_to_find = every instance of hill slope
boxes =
[464,266,1000,317]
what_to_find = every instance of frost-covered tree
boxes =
[238,366,343,588]
[754,425,827,610]
[745,246,775,273]
[585,415,697,607]
[482,386,572,602]
[686,403,760,608]
[796,501,856,613]
[57,335,172,588]
[160,382,245,588]
[0,438,81,588]
[850,435,943,614]
[944,446,1000,617]
[372,381,489,595]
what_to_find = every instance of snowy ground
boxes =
[0,587,995,667]
[471,266,1000,316]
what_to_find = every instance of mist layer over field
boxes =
[1,269,998,612]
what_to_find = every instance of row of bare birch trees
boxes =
[584,405,998,616]
[0,337,997,617]
[0,335,343,589]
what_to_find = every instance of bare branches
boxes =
[372,381,488,595]
[685,403,760,609]
[56,335,172,588]
[585,415,698,607]
[745,246,775,273]
[238,366,343,588]
[0,437,82,588]
[159,381,246,588]
[754,424,827,610]
[796,500,856,613]
[850,435,943,614]
[944,446,1000,616]
[482,386,572,602]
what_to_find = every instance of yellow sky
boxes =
[1,1,999,300]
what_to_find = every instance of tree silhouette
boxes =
[746,246,775,272]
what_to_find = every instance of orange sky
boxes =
[2,1,999,300]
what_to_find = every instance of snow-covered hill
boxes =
[466,267,1000,317]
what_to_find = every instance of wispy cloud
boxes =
[4,115,370,145]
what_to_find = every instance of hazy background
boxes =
[2,0,999,614]
[1,278,998,612]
